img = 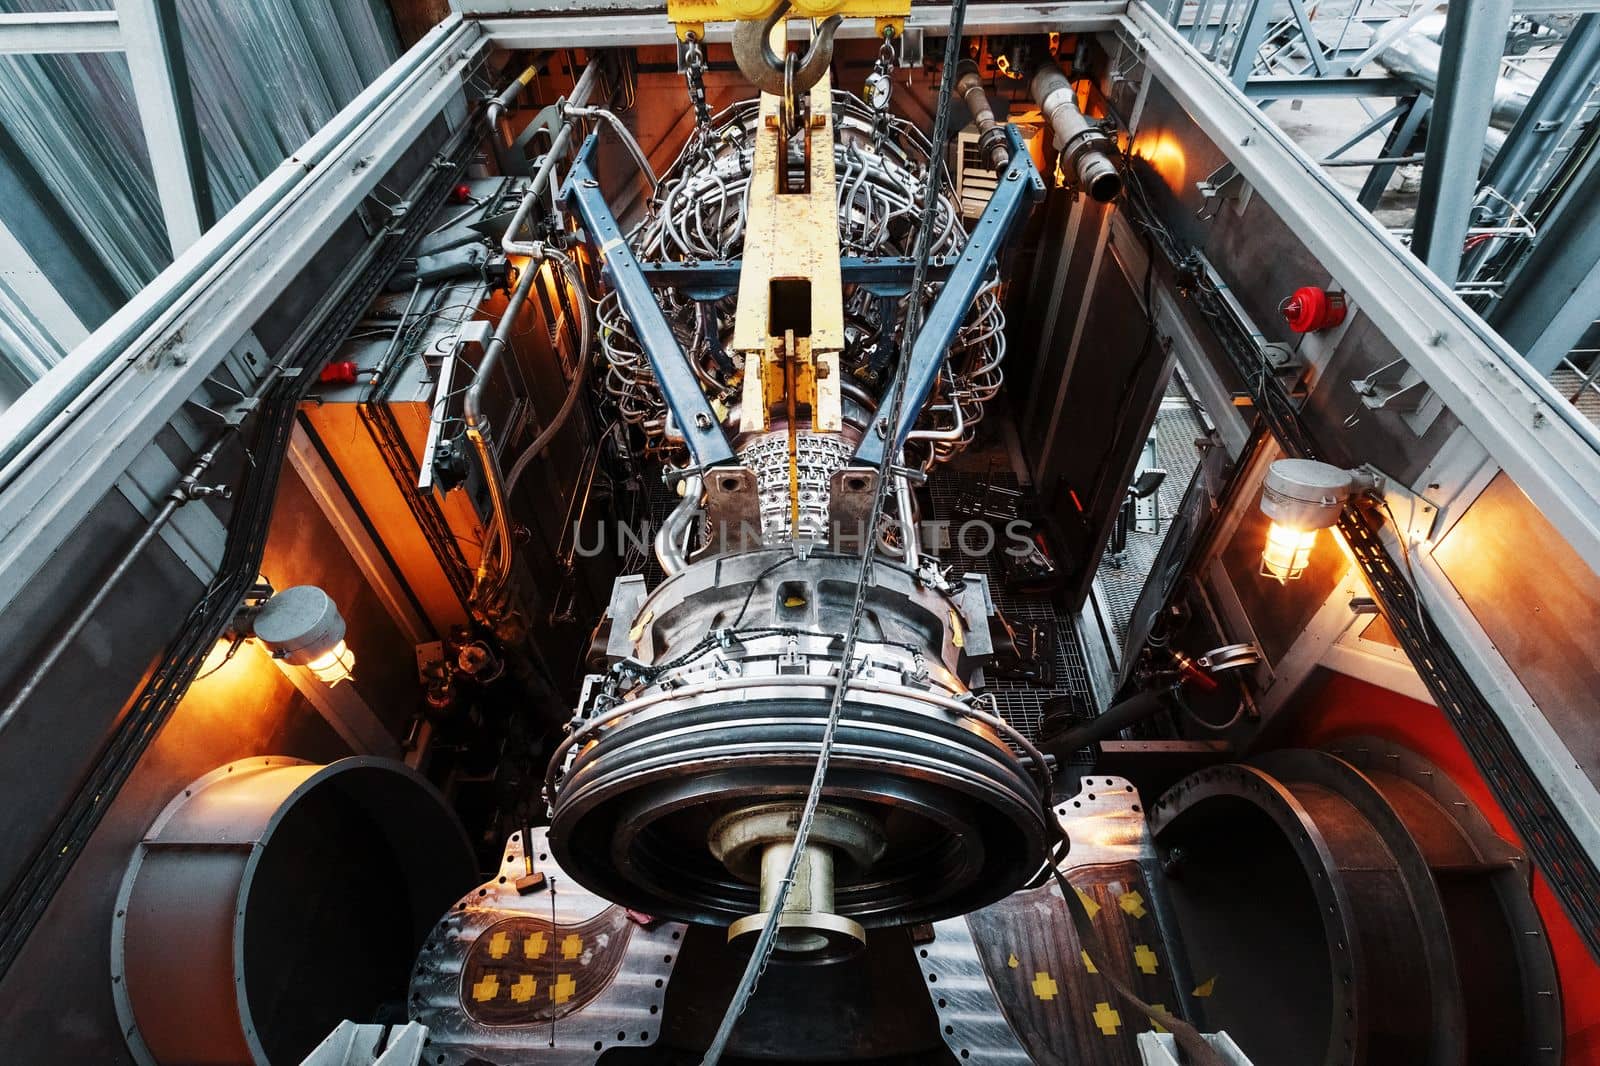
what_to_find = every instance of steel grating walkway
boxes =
[929,471,1096,741]
[1094,388,1207,653]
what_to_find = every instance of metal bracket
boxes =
[1349,357,1443,434]
[1195,161,1247,221]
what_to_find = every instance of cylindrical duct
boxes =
[1030,62,1122,202]
[112,757,477,1066]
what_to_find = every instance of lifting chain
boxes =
[682,31,714,154]
[865,26,897,146]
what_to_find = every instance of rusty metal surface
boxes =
[409,826,684,1064]
[112,757,475,1066]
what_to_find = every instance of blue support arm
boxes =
[560,132,736,468]
[854,126,1045,467]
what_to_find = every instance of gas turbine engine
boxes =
[548,52,1053,957]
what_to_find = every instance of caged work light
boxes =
[1258,459,1380,583]
[249,584,356,685]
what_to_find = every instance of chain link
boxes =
[683,32,714,137]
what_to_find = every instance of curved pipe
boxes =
[1030,62,1122,203]
[654,473,703,578]
[486,62,539,146]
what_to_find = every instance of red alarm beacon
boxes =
[1280,286,1347,333]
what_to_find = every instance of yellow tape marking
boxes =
[561,933,584,960]
[1031,972,1059,1001]
[524,931,548,959]
[1007,953,1019,969]
[628,610,654,644]
[1118,890,1148,918]
[949,610,965,649]
[1074,886,1101,919]
[784,595,807,608]
[510,974,538,1003]
[1148,1005,1169,1033]
[552,972,577,1004]
[1193,976,1218,998]
[471,974,500,1002]
[1092,1002,1122,1036]
[488,931,511,959]
[1081,950,1098,974]
[1134,944,1159,975]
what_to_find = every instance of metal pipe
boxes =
[1030,61,1122,203]
[1040,687,1169,754]
[955,60,1009,171]
[502,62,602,256]
[464,252,543,606]
[903,399,965,442]
[1375,31,1533,132]
[654,473,702,577]
[894,468,920,570]
[503,250,594,498]
[486,62,539,146]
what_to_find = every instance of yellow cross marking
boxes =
[487,931,511,959]
[1007,953,1019,969]
[1118,890,1148,918]
[1193,975,1218,998]
[1031,971,1059,1001]
[510,974,537,1003]
[552,972,577,1004]
[1134,944,1159,975]
[1148,1005,1169,1033]
[561,933,584,960]
[1092,1001,1122,1036]
[524,931,548,958]
[1074,886,1101,919]
[470,974,500,1002]
[1081,950,1098,974]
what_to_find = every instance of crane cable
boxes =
[697,4,971,1060]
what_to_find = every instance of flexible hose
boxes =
[503,251,594,498]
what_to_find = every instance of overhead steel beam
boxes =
[1245,76,1410,99]
[1490,142,1600,372]
[1358,93,1430,209]
[0,11,121,54]
[1409,0,1514,284]
[1283,0,1328,76]
[1478,15,1600,213]
[114,0,213,253]
[475,2,1125,48]
[1227,0,1274,88]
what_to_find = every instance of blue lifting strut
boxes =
[853,124,1045,468]
[561,131,737,469]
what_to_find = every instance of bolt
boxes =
[694,412,712,429]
